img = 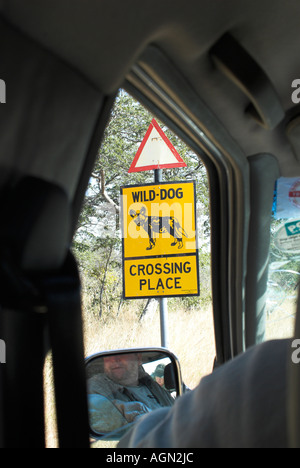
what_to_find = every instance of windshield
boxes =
[265,177,300,340]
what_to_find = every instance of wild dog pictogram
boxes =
[130,205,188,251]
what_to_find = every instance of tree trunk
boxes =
[99,245,113,318]
[140,298,159,322]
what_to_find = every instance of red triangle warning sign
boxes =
[128,119,187,173]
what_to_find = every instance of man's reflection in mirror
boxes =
[152,364,166,388]
[87,353,174,433]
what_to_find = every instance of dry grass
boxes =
[83,304,216,388]
[44,353,57,448]
[265,297,296,341]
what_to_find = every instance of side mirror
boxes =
[85,348,182,440]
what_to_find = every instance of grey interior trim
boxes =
[0,18,103,201]
[3,1,300,177]
[245,154,281,348]
[286,115,300,164]
[210,34,285,130]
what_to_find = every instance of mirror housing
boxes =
[85,348,182,440]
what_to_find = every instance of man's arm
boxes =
[119,339,290,448]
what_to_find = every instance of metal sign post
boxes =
[155,169,169,348]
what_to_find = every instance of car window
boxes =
[73,90,216,389]
[265,178,300,340]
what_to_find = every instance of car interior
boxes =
[1,0,300,448]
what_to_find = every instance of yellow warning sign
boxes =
[121,181,199,299]
[124,255,199,299]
